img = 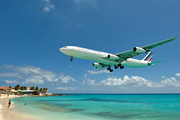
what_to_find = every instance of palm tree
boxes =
[30,86,34,90]
[39,88,43,93]
[15,85,20,90]
[35,86,38,91]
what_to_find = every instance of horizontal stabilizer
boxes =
[148,60,166,65]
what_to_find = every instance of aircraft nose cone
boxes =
[59,48,63,52]
[59,48,65,53]
[59,47,67,53]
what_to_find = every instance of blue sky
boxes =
[0,0,180,93]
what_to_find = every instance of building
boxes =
[0,86,14,94]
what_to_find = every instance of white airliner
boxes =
[60,35,178,72]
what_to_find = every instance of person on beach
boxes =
[8,100,11,108]
[18,99,19,102]
[25,103,26,105]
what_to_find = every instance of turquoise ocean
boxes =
[11,94,180,120]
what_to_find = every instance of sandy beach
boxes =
[0,94,38,120]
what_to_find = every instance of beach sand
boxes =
[0,95,38,120]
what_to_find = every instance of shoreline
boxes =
[0,95,38,120]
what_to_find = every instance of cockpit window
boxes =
[64,46,67,48]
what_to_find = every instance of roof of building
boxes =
[0,87,14,90]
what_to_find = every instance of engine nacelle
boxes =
[133,47,146,54]
[107,54,119,60]
[93,63,104,69]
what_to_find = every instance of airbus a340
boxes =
[60,35,178,72]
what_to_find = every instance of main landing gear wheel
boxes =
[120,66,124,69]
[107,67,111,70]
[107,67,113,72]
[118,64,124,69]
[70,56,73,61]
[114,65,118,69]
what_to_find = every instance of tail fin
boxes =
[143,52,153,63]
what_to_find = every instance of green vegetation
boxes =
[14,85,48,93]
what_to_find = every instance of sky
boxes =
[0,0,180,93]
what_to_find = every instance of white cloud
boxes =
[1,65,76,85]
[44,7,50,12]
[2,65,58,82]
[87,70,110,74]
[0,72,18,77]
[43,0,55,12]
[81,80,86,85]
[57,86,75,90]
[5,80,19,84]
[87,79,96,86]
[54,78,59,82]
[96,75,163,88]
[51,83,60,85]
[162,76,165,79]
[22,79,44,84]
[84,74,87,79]
[70,86,75,90]
[85,75,180,88]
[176,73,180,77]
[161,77,180,87]
[59,74,64,79]
[61,75,76,83]
[57,87,68,90]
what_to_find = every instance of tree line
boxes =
[11,85,48,93]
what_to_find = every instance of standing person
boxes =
[8,100,11,108]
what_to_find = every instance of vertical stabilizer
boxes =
[143,52,153,63]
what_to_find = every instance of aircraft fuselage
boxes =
[60,46,150,68]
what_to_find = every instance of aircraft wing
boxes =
[141,35,178,51]
[115,35,178,61]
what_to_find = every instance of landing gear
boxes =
[120,66,124,69]
[118,64,124,69]
[119,64,124,69]
[107,67,111,70]
[114,65,118,69]
[70,56,73,61]
[107,67,113,72]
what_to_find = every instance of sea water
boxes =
[11,94,180,120]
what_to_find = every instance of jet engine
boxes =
[107,54,119,60]
[93,63,104,69]
[133,47,146,54]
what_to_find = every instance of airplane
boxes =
[59,35,178,72]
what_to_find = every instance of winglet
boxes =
[171,35,178,40]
